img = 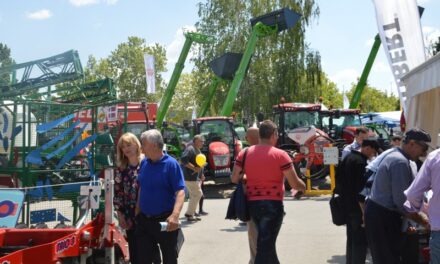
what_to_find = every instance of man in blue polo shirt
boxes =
[136,129,186,264]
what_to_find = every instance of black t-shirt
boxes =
[180,144,201,181]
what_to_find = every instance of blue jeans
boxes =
[431,231,440,264]
[248,200,284,264]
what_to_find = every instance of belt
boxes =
[140,211,172,221]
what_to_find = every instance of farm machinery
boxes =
[187,8,302,183]
[0,169,129,264]
[0,50,133,263]
[274,102,333,180]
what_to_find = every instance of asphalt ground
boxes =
[178,189,349,264]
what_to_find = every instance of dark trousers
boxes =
[136,213,178,264]
[127,227,161,264]
[126,228,139,264]
[365,200,402,264]
[249,200,284,264]
[346,213,367,264]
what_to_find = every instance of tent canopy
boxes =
[402,52,440,148]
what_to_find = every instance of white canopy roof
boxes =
[402,52,440,99]
[402,52,440,148]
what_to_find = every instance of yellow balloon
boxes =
[195,153,207,167]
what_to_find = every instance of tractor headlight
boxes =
[213,154,229,166]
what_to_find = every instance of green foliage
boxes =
[166,73,200,123]
[429,36,440,57]
[346,84,400,112]
[193,0,322,120]
[85,37,167,102]
[319,74,343,109]
[0,43,13,86]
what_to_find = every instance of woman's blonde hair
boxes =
[116,132,142,169]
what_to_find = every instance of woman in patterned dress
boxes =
[114,132,161,263]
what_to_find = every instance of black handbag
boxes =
[329,192,346,226]
[225,148,250,222]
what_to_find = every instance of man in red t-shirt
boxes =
[231,120,305,264]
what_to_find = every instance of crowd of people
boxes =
[336,127,439,264]
[112,121,439,264]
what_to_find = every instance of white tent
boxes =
[402,52,440,148]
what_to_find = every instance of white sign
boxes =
[144,53,156,94]
[80,185,101,209]
[372,0,426,114]
[323,147,339,165]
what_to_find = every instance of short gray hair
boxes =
[193,134,205,142]
[140,129,164,149]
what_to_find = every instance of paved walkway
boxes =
[178,195,347,264]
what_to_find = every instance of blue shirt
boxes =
[370,148,416,214]
[138,154,185,216]
[341,141,361,160]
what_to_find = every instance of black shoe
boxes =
[187,216,201,222]
[238,221,247,226]
[198,211,209,216]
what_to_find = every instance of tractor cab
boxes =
[192,117,241,183]
[320,108,362,145]
[273,102,323,149]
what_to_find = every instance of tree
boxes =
[192,0,322,120]
[0,43,13,85]
[85,37,168,103]
[166,73,200,124]
[429,36,440,57]
[319,74,343,109]
[346,84,400,113]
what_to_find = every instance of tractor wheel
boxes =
[308,164,330,180]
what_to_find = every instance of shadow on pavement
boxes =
[327,255,345,263]
[219,223,247,232]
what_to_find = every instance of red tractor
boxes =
[320,108,391,150]
[320,108,363,144]
[192,117,243,183]
[273,103,333,180]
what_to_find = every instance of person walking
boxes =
[405,148,440,264]
[242,127,259,264]
[231,120,305,264]
[364,128,431,264]
[114,132,148,264]
[336,139,380,264]
[180,135,205,222]
[136,129,186,264]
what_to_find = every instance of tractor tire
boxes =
[308,164,330,180]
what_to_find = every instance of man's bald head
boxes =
[246,127,259,146]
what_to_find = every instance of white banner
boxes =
[372,0,425,114]
[144,54,156,94]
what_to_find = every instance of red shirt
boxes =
[235,145,293,201]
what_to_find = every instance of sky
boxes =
[1,0,439,97]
